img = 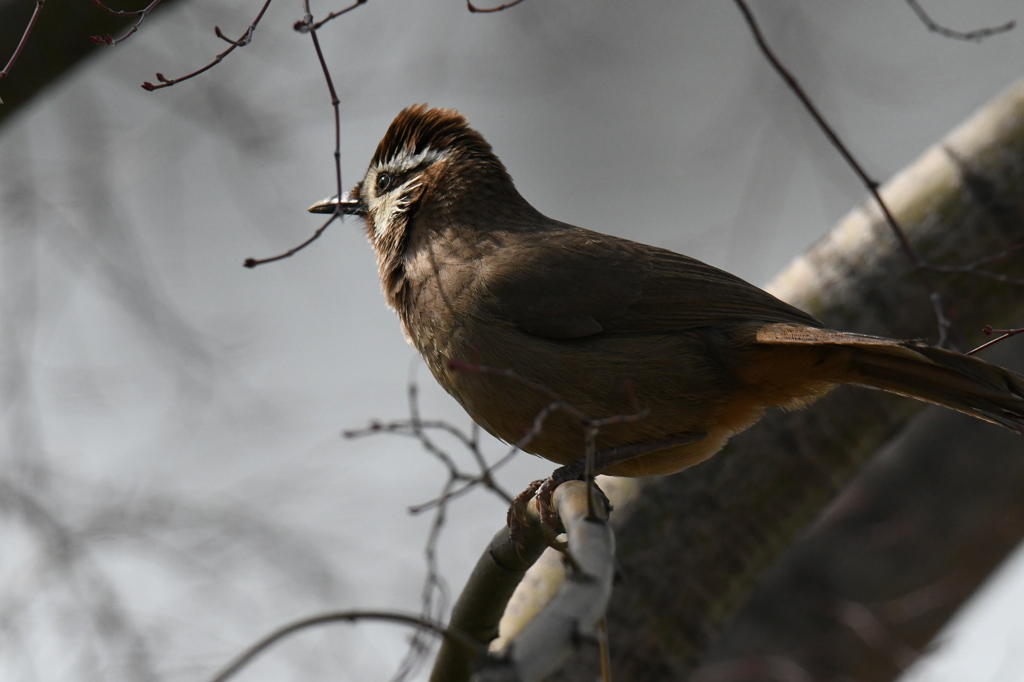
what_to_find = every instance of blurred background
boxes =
[1,0,1023,679]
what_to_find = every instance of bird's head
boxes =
[309,105,518,251]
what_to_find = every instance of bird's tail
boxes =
[755,323,1024,434]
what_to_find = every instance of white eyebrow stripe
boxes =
[381,146,449,174]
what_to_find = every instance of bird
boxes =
[310,104,1024,481]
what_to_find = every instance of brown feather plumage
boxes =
[344,105,1024,477]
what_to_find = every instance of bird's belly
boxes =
[426,324,764,476]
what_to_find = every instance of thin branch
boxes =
[445,360,650,455]
[941,240,1024,270]
[300,6,343,221]
[344,419,480,457]
[965,326,1024,356]
[445,360,650,531]
[927,240,1024,287]
[343,370,567,515]
[927,267,1024,288]
[443,360,585,424]
[343,374,505,681]
[243,216,338,267]
[467,0,527,13]
[140,0,273,91]
[730,0,955,346]
[214,26,249,47]
[0,0,45,102]
[407,381,516,506]
[90,0,164,46]
[208,610,483,682]
[243,2,351,268]
[395,471,455,681]
[293,0,367,32]
[342,390,517,511]
[905,0,1015,42]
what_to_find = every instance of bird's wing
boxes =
[478,225,822,339]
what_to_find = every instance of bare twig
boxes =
[940,240,1024,269]
[343,417,515,513]
[445,360,650,530]
[387,430,456,679]
[730,0,955,346]
[140,0,273,91]
[445,359,649,512]
[0,0,45,102]
[409,382,516,505]
[342,380,518,512]
[445,360,649,429]
[214,26,249,47]
[343,375,512,681]
[965,325,1024,356]
[300,1,344,228]
[243,216,339,267]
[467,0,527,13]
[246,1,350,268]
[344,419,480,461]
[342,362,637,680]
[90,0,164,46]
[905,0,1015,42]
[395,483,453,682]
[208,610,483,682]
[294,0,367,32]
[927,240,1024,287]
[345,373,543,495]
[298,4,344,219]
[341,369,519,679]
[929,267,1024,287]
[391,400,455,682]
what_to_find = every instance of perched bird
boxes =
[311,105,1024,479]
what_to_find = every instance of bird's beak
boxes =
[308,186,366,216]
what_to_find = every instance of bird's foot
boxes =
[507,461,589,550]
[507,478,546,543]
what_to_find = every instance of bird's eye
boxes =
[376,172,394,193]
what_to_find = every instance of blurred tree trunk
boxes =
[0,0,182,125]
[698,397,1024,682]
[556,81,1024,681]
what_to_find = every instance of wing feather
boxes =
[478,225,822,338]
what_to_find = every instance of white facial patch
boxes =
[368,174,420,240]
[366,146,451,241]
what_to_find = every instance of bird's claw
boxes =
[507,475,573,551]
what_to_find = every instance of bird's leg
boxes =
[512,434,706,545]
[507,478,547,545]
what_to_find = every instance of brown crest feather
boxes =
[371,104,497,168]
